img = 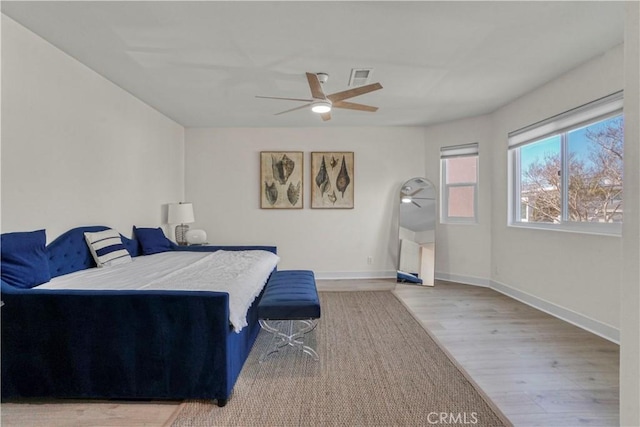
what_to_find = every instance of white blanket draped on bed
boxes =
[39,250,280,332]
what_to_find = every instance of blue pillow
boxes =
[134,226,173,255]
[1,229,51,288]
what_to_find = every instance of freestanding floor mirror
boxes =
[397,177,436,286]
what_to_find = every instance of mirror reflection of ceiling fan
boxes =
[401,186,435,208]
[256,72,382,121]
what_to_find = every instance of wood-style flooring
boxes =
[1,279,619,427]
[394,280,619,427]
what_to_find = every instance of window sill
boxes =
[440,220,478,226]
[508,221,621,237]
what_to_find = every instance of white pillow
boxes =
[84,229,132,268]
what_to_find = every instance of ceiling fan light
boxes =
[311,101,332,114]
[401,196,412,203]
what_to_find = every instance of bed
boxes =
[0,225,278,406]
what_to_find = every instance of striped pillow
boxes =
[84,229,132,268]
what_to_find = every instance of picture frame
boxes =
[260,151,304,209]
[311,152,354,209]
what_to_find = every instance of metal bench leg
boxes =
[259,319,319,362]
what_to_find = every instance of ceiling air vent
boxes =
[348,68,373,87]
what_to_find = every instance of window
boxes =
[509,91,624,235]
[440,143,478,224]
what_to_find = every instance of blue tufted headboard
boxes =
[47,226,140,278]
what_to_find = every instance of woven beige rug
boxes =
[171,291,510,427]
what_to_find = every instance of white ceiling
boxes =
[2,1,625,128]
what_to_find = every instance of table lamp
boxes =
[168,202,195,246]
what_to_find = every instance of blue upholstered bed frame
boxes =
[1,226,276,406]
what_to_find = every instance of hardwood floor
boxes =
[1,279,619,426]
[394,280,619,427]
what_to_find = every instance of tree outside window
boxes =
[517,115,623,227]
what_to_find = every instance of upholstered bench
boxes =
[257,270,321,362]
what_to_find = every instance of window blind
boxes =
[440,142,479,159]
[508,91,623,149]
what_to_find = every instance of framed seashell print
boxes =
[260,151,303,209]
[311,152,354,209]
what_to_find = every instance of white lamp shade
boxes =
[168,203,195,224]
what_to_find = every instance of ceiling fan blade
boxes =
[306,72,326,100]
[332,100,378,112]
[409,188,423,197]
[274,103,312,115]
[321,112,332,121]
[411,200,422,208]
[327,82,383,102]
[256,95,314,102]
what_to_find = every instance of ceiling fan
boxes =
[401,186,434,208]
[256,72,382,121]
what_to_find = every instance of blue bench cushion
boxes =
[397,270,423,284]
[258,270,320,320]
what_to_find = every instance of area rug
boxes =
[170,291,510,426]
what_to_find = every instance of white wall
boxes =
[489,45,625,337]
[424,114,493,285]
[417,45,625,341]
[1,16,185,241]
[620,2,640,424]
[185,127,426,278]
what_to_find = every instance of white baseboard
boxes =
[436,271,619,343]
[490,279,619,344]
[317,269,620,343]
[314,270,396,280]
[435,271,620,343]
[435,271,491,287]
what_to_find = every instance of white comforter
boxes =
[39,250,280,332]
